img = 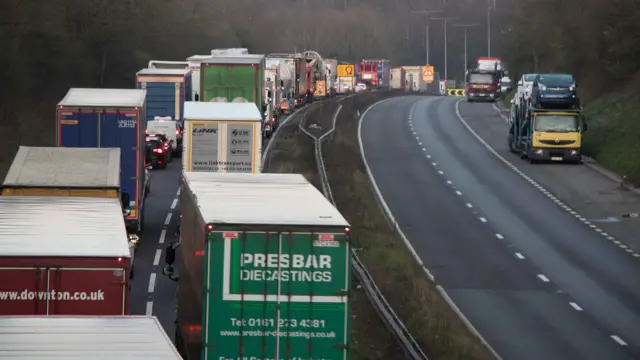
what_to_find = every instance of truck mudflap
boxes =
[200,230,350,360]
[0,267,128,315]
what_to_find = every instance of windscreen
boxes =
[147,123,173,135]
[146,139,162,148]
[534,114,579,132]
[469,73,495,84]
[524,74,537,81]
[538,74,573,84]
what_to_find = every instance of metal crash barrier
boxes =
[447,89,466,96]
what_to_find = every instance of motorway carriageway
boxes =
[359,96,640,360]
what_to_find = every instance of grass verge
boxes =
[262,103,403,359]
[582,93,640,185]
[323,93,495,360]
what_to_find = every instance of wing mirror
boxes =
[517,80,523,86]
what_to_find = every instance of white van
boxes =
[147,117,182,155]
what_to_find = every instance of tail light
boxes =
[153,148,163,154]
[176,130,180,135]
[163,143,169,149]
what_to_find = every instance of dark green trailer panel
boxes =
[176,172,351,360]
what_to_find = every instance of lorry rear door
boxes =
[101,111,142,220]
[0,267,47,315]
[202,66,256,104]
[47,267,128,315]
[58,109,99,147]
[140,81,178,120]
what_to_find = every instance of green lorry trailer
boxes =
[164,172,352,360]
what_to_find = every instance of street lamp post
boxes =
[431,16,458,80]
[487,0,496,56]
[411,9,443,65]
[453,23,479,77]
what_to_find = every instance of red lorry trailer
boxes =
[0,196,131,315]
[357,62,379,86]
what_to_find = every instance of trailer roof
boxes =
[3,146,120,189]
[182,172,350,227]
[0,196,130,258]
[58,88,146,108]
[0,316,181,359]
[201,54,264,65]
[137,68,190,76]
[184,102,261,121]
[187,54,212,61]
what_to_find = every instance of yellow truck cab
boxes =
[509,105,587,163]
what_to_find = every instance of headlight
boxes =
[539,84,547,90]
[128,234,139,247]
[569,85,575,91]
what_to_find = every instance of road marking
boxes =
[164,213,172,225]
[438,170,444,175]
[466,203,473,208]
[426,154,431,158]
[170,198,178,209]
[537,274,550,282]
[145,301,153,315]
[455,190,462,195]
[159,229,167,244]
[515,252,525,259]
[422,148,427,151]
[446,180,452,184]
[148,273,157,293]
[611,335,627,346]
[455,100,639,260]
[153,249,162,266]
[432,162,437,166]
[418,142,423,146]
[495,234,504,239]
[176,188,180,196]
[569,302,583,311]
[479,217,487,223]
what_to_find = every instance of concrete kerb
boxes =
[358,97,502,360]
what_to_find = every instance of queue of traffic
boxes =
[0,47,419,358]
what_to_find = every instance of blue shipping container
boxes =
[362,59,390,87]
[56,88,147,233]
[136,68,192,123]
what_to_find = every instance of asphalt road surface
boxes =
[360,95,640,359]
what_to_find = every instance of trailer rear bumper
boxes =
[528,147,581,163]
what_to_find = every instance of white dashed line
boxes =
[432,162,437,166]
[170,198,178,209]
[569,302,583,311]
[153,249,162,266]
[454,100,639,260]
[426,154,431,158]
[455,190,462,196]
[537,274,550,282]
[479,217,487,223]
[159,229,167,244]
[495,234,504,240]
[446,180,452,184]
[176,189,181,196]
[437,170,444,175]
[610,335,627,346]
[466,203,473,208]
[514,252,525,259]
[145,301,153,315]
[164,213,172,225]
[148,273,157,293]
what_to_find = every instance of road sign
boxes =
[422,66,434,83]
[337,64,354,77]
[447,89,466,96]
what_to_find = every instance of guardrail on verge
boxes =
[298,99,430,360]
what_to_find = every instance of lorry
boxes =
[358,62,379,86]
[57,88,148,234]
[182,101,263,172]
[136,68,192,124]
[186,55,213,101]
[361,59,391,88]
[211,48,249,56]
[508,101,587,163]
[0,316,182,359]
[199,55,266,118]
[303,51,325,95]
[402,66,426,92]
[268,54,308,107]
[390,67,406,90]
[324,58,338,91]
[269,57,296,115]
[466,69,500,102]
[0,196,131,315]
[264,58,281,125]
[163,172,352,360]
